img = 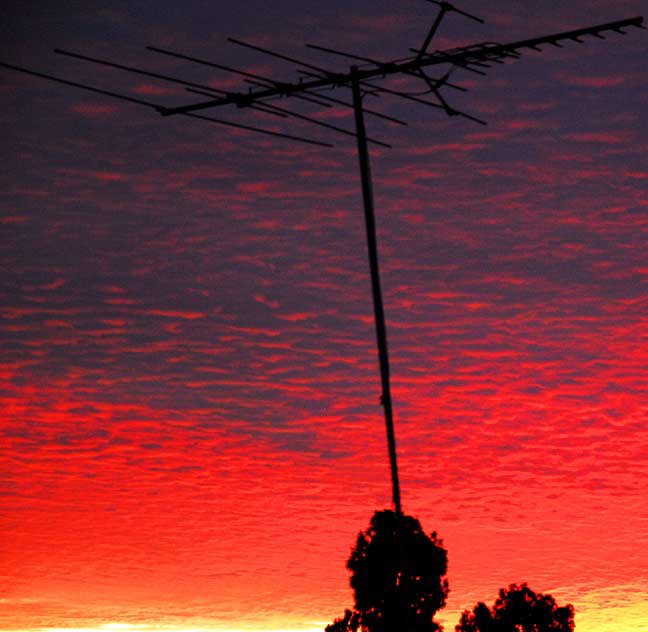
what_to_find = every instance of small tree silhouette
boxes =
[455,583,574,632]
[327,510,449,632]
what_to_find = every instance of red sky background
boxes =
[1,1,647,631]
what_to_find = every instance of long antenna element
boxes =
[1,3,644,518]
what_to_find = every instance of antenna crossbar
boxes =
[159,16,643,117]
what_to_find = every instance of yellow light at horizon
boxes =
[35,626,327,632]
[0,629,312,632]
[20,597,648,632]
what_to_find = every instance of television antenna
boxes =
[2,1,644,518]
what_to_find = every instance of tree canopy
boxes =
[326,510,449,632]
[455,583,575,632]
[327,512,575,632]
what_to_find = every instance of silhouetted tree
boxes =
[327,510,449,632]
[455,583,574,632]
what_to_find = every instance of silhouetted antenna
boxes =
[2,3,644,518]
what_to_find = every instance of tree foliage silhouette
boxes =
[326,510,449,632]
[455,583,574,632]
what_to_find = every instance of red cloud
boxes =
[146,309,206,320]
[568,76,627,88]
[566,131,629,143]
[71,102,118,116]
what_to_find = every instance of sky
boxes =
[1,1,647,631]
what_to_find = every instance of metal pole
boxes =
[350,67,402,517]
